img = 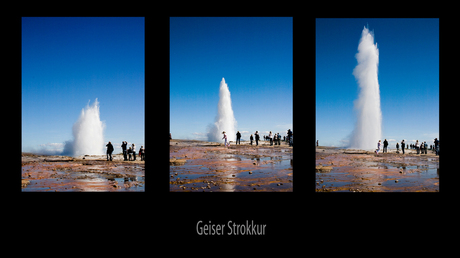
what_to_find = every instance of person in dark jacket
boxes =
[255,131,260,146]
[122,141,127,161]
[236,131,241,145]
[139,146,145,161]
[383,139,388,153]
[106,141,114,161]
[250,134,254,145]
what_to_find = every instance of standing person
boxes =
[122,141,128,161]
[375,140,382,154]
[106,141,114,161]
[287,129,293,146]
[139,146,145,161]
[401,140,405,154]
[236,131,241,145]
[415,140,420,154]
[424,141,428,154]
[250,134,254,145]
[316,140,319,146]
[222,131,229,147]
[277,133,281,145]
[269,131,273,146]
[383,139,388,153]
[132,143,136,161]
[274,133,277,145]
[396,142,399,153]
[128,147,133,161]
[434,138,439,152]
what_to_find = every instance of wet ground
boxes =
[316,146,439,192]
[170,139,293,192]
[22,153,144,192]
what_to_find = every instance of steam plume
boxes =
[350,26,382,150]
[207,78,237,142]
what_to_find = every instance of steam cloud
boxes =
[63,98,105,156]
[207,78,237,142]
[350,26,382,150]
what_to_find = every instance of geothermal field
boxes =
[316,147,439,192]
[22,153,144,192]
[170,139,293,192]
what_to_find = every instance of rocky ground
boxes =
[22,153,144,192]
[170,139,293,192]
[316,146,439,192]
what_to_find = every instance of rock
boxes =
[395,180,399,183]
[249,171,253,174]
[170,158,187,165]
[21,179,30,188]
[316,165,333,172]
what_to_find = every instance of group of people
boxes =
[375,138,439,155]
[106,141,145,161]
[222,129,293,147]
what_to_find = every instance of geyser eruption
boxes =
[350,26,382,150]
[207,78,237,142]
[63,98,105,156]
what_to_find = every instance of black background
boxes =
[13,14,452,243]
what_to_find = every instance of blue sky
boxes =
[170,17,293,141]
[316,18,439,147]
[22,17,144,154]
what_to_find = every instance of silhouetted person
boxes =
[128,147,133,161]
[236,131,241,145]
[383,139,388,153]
[132,143,136,161]
[106,141,114,161]
[139,146,145,161]
[401,140,405,154]
[122,141,127,161]
[250,134,253,145]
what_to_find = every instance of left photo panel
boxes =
[21,17,145,192]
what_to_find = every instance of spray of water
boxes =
[350,26,382,150]
[63,98,105,156]
[207,78,237,142]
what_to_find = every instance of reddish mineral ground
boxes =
[170,139,293,192]
[316,146,439,192]
[22,153,144,192]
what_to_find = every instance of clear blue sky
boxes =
[316,18,439,147]
[170,17,293,141]
[22,17,145,154]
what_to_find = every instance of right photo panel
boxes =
[315,18,439,192]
